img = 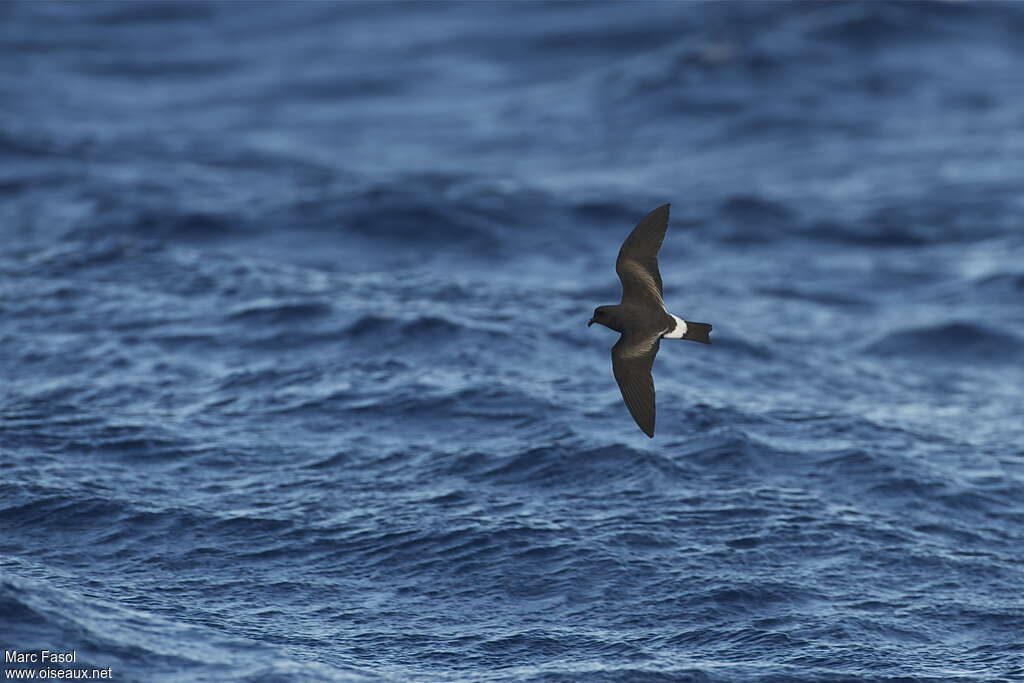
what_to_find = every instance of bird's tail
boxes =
[682,321,712,344]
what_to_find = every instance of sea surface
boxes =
[2,2,1023,681]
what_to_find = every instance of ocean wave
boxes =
[451,443,691,489]
[84,2,215,26]
[756,285,871,308]
[805,2,960,46]
[968,270,1024,296]
[75,56,237,80]
[228,300,334,324]
[342,313,469,340]
[353,382,556,423]
[0,579,367,683]
[712,195,796,244]
[330,178,502,249]
[861,321,1024,363]
[331,313,523,353]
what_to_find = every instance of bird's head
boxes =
[588,305,619,331]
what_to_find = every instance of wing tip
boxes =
[634,407,655,438]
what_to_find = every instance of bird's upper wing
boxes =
[616,203,669,307]
[612,330,662,438]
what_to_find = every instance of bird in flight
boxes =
[588,204,712,438]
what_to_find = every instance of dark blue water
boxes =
[2,2,1023,681]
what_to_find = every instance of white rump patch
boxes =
[662,314,688,339]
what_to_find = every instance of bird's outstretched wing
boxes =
[612,331,662,438]
[616,203,669,307]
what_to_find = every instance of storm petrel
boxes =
[588,204,712,438]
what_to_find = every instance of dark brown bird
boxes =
[588,204,712,437]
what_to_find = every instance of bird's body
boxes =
[588,204,711,438]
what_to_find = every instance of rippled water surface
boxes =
[2,2,1024,681]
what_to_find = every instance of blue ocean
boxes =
[2,2,1023,681]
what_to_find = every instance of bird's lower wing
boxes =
[612,332,661,438]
